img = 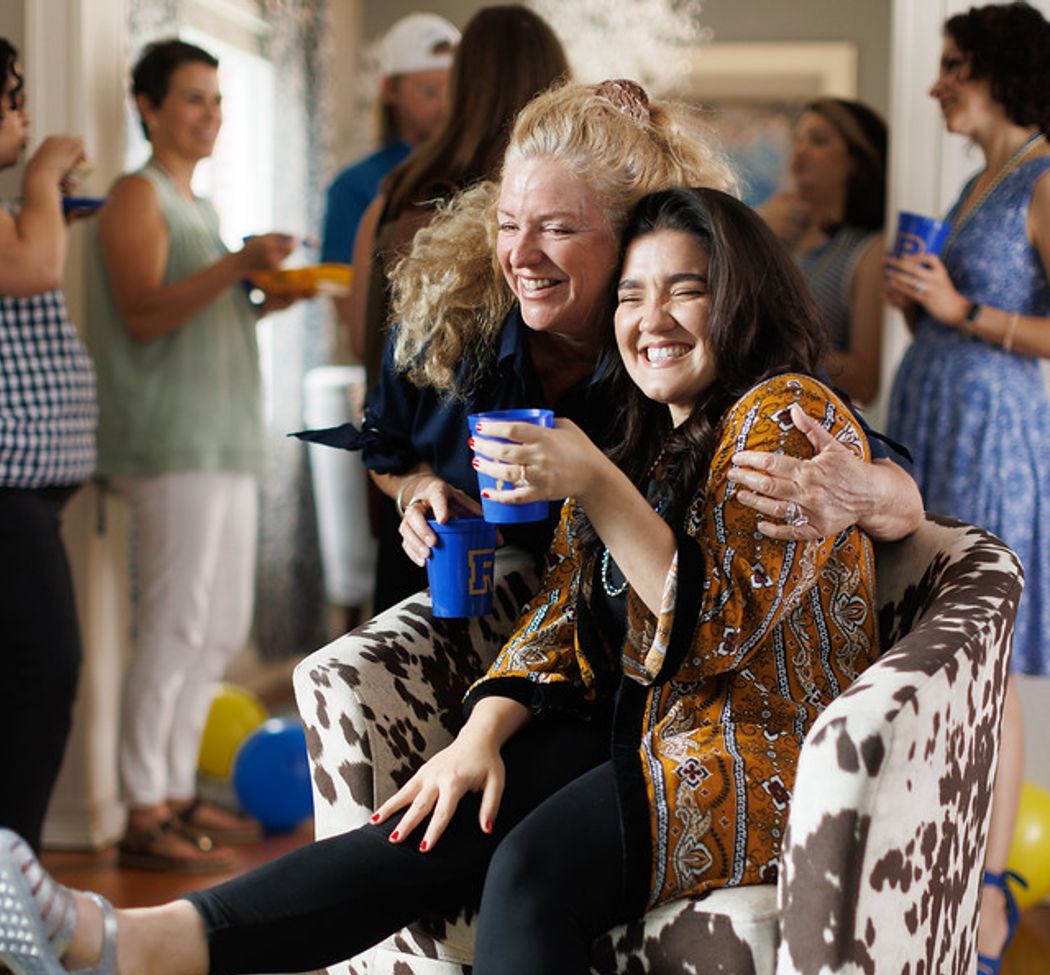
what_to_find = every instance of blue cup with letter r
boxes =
[467,408,554,524]
[893,211,951,258]
[426,517,498,618]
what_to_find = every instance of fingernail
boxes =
[472,458,479,469]
[419,840,428,852]
[468,437,475,449]
[485,819,493,833]
[476,423,484,433]
[481,490,491,499]
[370,813,379,823]
[390,830,400,842]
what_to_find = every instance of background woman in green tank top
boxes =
[85,38,307,872]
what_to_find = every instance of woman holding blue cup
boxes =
[884,4,1050,969]
[0,185,884,975]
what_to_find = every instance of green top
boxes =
[86,162,264,477]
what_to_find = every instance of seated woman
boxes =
[0,187,879,975]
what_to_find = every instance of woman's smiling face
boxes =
[614,228,715,427]
[496,156,620,346]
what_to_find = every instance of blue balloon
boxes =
[232,717,314,832]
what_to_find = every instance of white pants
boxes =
[116,472,258,807]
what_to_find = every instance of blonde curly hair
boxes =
[390,79,737,392]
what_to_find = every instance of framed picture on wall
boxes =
[678,42,858,206]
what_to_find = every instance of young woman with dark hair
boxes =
[884,4,1050,970]
[758,97,888,404]
[0,186,879,975]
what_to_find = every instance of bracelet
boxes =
[395,477,420,517]
[1003,312,1020,352]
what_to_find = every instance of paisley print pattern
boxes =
[467,373,879,908]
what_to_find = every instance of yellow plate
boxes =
[249,263,353,298]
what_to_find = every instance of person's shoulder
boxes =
[329,142,410,192]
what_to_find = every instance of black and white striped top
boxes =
[0,287,96,488]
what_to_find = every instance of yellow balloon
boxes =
[198,683,269,779]
[1005,781,1050,910]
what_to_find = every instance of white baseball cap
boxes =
[379,13,460,77]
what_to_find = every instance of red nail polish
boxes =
[370,813,379,823]
[485,819,493,833]
[472,458,480,469]
[476,423,484,433]
[481,490,491,499]
[419,840,428,852]
[390,830,400,842]
[468,437,475,449]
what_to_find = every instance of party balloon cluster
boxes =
[197,683,313,832]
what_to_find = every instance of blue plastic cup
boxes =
[467,409,554,524]
[893,211,951,258]
[426,517,498,618]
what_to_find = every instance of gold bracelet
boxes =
[1003,313,1020,352]
[395,477,419,517]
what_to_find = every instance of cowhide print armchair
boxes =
[293,515,1022,975]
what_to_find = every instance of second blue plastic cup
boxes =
[467,408,554,524]
[893,211,951,258]
[425,517,498,618]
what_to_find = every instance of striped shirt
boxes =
[0,286,97,487]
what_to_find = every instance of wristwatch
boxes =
[962,301,981,335]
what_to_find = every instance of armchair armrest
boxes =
[294,547,539,841]
[776,516,1023,974]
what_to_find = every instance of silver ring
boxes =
[916,282,926,294]
[514,465,530,488]
[784,500,809,527]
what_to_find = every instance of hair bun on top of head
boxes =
[595,78,651,130]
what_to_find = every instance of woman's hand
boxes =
[397,473,484,566]
[728,404,923,542]
[470,418,608,506]
[370,697,529,851]
[24,135,86,188]
[884,252,968,327]
[238,232,295,273]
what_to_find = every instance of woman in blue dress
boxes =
[885,5,1050,972]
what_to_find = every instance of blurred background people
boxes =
[321,11,459,339]
[85,38,302,873]
[0,38,95,854]
[883,3,1050,969]
[759,98,887,405]
[339,4,568,614]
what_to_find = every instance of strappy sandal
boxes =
[0,828,118,975]
[175,799,262,846]
[977,868,1028,975]
[117,816,234,875]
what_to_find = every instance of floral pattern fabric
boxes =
[887,157,1050,676]
[466,373,879,908]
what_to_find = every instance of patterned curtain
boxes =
[127,0,333,661]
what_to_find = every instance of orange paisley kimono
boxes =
[464,373,879,911]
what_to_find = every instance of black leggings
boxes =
[0,486,82,853]
[189,710,631,975]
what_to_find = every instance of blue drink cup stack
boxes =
[467,408,554,524]
[893,211,952,258]
[425,517,498,618]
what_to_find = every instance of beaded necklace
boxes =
[600,451,668,598]
[944,132,1046,251]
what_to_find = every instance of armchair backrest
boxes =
[776,515,1024,974]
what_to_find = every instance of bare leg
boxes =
[63,893,208,975]
[977,676,1025,957]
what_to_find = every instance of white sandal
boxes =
[0,829,118,975]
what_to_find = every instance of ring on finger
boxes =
[514,464,530,488]
[915,281,926,294]
[784,500,809,527]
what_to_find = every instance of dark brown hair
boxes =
[805,97,887,232]
[581,187,828,545]
[0,38,22,121]
[945,2,1050,134]
[384,5,568,220]
[131,38,219,140]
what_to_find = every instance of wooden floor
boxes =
[38,831,1050,971]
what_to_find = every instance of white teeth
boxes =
[519,278,556,292]
[645,345,691,362]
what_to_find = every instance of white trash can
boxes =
[302,366,376,608]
